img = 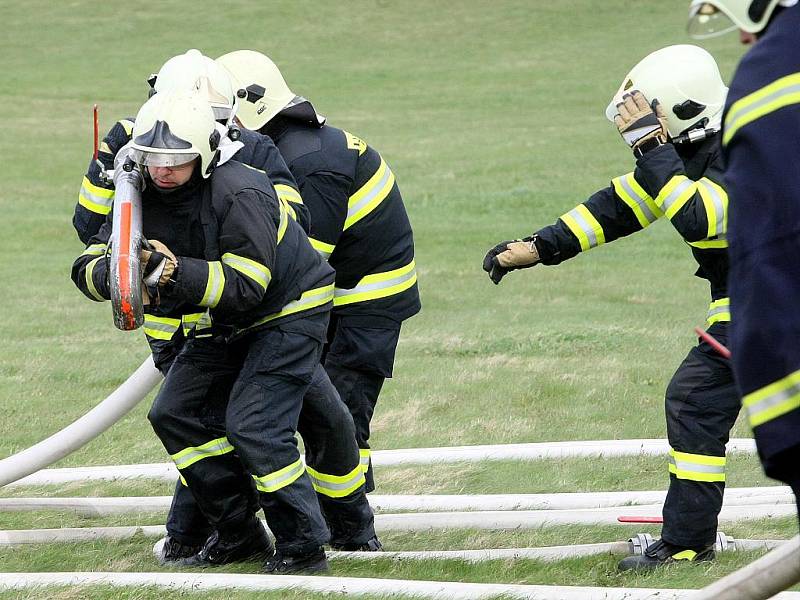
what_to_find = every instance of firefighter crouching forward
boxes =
[484,45,739,570]
[72,51,378,565]
[688,0,800,519]
[218,50,421,492]
[72,89,338,574]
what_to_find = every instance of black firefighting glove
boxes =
[613,91,668,158]
[482,235,540,284]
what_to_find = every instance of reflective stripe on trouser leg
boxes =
[225,322,331,554]
[668,449,725,482]
[148,338,259,530]
[306,465,366,498]
[660,328,740,548]
[298,363,374,545]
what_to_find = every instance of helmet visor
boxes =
[211,104,235,122]
[687,3,738,38]
[129,148,199,168]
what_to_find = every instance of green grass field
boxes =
[0,0,795,597]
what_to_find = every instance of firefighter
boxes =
[687,0,800,518]
[216,50,421,493]
[72,51,377,564]
[73,89,337,574]
[74,50,308,246]
[483,46,739,570]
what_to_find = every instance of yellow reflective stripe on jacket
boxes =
[248,284,335,329]
[221,252,271,291]
[281,198,297,222]
[274,184,303,205]
[309,237,335,260]
[706,297,731,328]
[743,368,800,428]
[252,458,305,493]
[344,130,368,155]
[668,448,725,483]
[687,237,728,249]
[561,204,605,251]
[359,449,371,473]
[182,311,212,337]
[84,256,105,301]
[78,176,115,215]
[344,157,396,230]
[171,437,234,470]
[334,260,417,306]
[724,72,800,146]
[277,199,289,243]
[199,261,225,308]
[306,464,366,498]
[697,178,728,239]
[119,119,134,136]
[611,173,663,228]
[81,243,107,257]
[143,315,181,341]
[654,175,696,219]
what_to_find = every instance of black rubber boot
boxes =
[156,535,205,565]
[181,520,274,567]
[263,546,329,574]
[331,535,383,552]
[618,538,715,571]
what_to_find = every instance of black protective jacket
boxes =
[534,136,729,326]
[721,5,800,474]
[72,161,334,367]
[265,115,420,325]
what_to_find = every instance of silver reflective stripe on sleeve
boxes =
[744,369,800,428]
[200,261,225,308]
[655,176,696,218]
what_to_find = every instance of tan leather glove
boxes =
[140,239,178,287]
[613,90,668,157]
[142,285,152,306]
[496,239,540,268]
[482,236,540,284]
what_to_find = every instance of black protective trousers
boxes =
[660,323,741,548]
[149,320,332,555]
[323,315,402,493]
[161,342,374,548]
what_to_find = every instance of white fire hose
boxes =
[0,357,161,488]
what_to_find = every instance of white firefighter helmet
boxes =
[687,0,797,37]
[605,45,728,139]
[130,90,220,178]
[216,50,295,131]
[151,49,238,123]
